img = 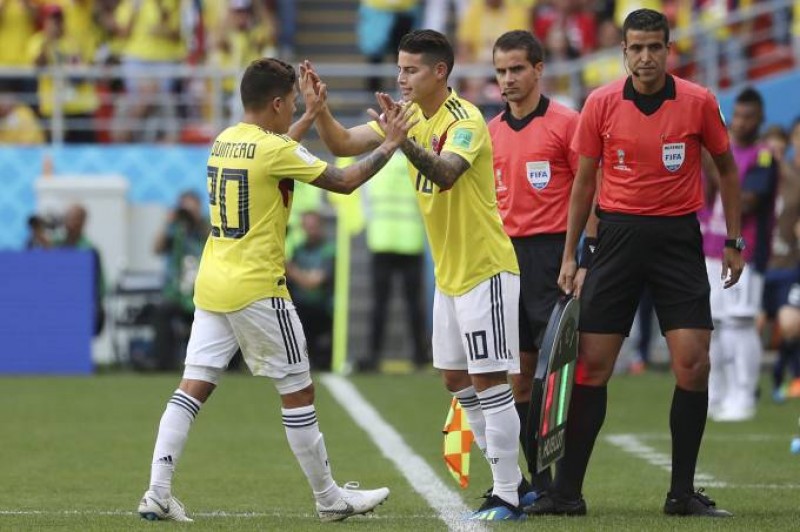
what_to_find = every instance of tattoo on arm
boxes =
[401,139,470,190]
[313,147,392,194]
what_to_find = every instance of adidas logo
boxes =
[488,457,499,464]
[158,455,174,465]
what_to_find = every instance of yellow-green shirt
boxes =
[27,32,99,116]
[370,91,518,295]
[0,104,45,144]
[361,0,419,11]
[457,3,530,63]
[116,0,185,61]
[0,0,36,66]
[195,123,328,312]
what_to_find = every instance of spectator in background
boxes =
[357,0,422,92]
[540,26,579,108]
[702,88,778,422]
[358,151,430,373]
[286,211,335,371]
[423,0,469,34]
[56,204,106,336]
[766,120,800,400]
[0,0,38,98]
[456,0,530,102]
[28,4,99,143]
[0,90,45,144]
[270,0,296,60]
[151,191,208,371]
[113,0,186,142]
[533,0,597,56]
[26,215,51,249]
[583,18,625,90]
[210,0,276,123]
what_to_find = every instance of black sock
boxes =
[775,340,800,390]
[553,384,607,500]
[669,386,707,498]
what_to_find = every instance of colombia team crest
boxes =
[662,142,685,172]
[526,161,551,190]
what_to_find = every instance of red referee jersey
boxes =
[489,96,579,237]
[572,74,730,216]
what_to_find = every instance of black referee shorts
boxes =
[579,211,712,335]
[512,233,565,351]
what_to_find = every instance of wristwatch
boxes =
[724,237,746,251]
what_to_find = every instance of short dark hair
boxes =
[623,8,670,44]
[735,87,764,111]
[493,30,545,66]
[240,58,296,111]
[398,30,455,78]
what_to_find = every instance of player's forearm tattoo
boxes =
[315,147,392,193]
[400,139,469,189]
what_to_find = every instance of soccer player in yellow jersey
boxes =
[308,30,525,520]
[137,58,416,523]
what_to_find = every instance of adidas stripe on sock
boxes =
[479,384,521,507]
[454,386,487,454]
[282,405,340,506]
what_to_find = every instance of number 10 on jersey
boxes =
[207,166,250,239]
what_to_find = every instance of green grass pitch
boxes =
[1,371,798,530]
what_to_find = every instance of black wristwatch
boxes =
[724,237,746,251]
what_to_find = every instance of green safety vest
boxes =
[365,152,425,255]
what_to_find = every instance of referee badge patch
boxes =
[662,142,685,172]
[526,161,551,190]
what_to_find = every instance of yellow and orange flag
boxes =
[442,397,474,489]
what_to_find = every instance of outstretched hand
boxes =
[298,60,327,116]
[366,92,405,133]
[380,103,418,150]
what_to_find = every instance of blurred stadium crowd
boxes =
[0,0,797,144]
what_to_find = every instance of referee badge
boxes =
[662,142,685,172]
[526,161,551,190]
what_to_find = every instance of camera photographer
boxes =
[151,191,209,370]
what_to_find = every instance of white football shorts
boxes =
[432,271,520,374]
[185,297,311,392]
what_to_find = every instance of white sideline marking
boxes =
[321,374,487,532]
[605,433,800,489]
[0,510,439,519]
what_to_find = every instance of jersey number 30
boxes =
[207,166,250,239]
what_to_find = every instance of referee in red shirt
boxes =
[526,9,744,517]
[489,30,579,500]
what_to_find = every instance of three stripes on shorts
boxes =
[271,297,302,365]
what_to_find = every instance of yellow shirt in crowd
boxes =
[116,0,186,62]
[0,0,37,67]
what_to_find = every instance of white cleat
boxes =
[316,482,390,522]
[138,490,193,522]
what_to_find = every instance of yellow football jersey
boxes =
[194,123,328,312]
[370,90,518,295]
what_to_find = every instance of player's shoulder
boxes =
[545,97,580,121]
[673,75,716,103]
[585,77,627,104]
[215,122,294,147]
[487,109,505,130]
[447,92,483,123]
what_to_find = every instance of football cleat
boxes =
[469,495,525,521]
[316,482,390,522]
[138,490,193,522]
[523,491,587,516]
[483,477,540,507]
[663,488,733,517]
